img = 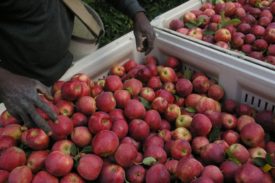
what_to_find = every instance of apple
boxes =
[76,96,96,115]
[155,89,175,104]
[95,92,116,113]
[144,145,167,163]
[214,28,232,42]
[48,115,73,138]
[183,12,196,22]
[60,173,84,183]
[191,136,209,154]
[170,139,192,160]
[145,55,158,65]
[0,110,19,127]
[164,82,176,94]
[61,80,82,101]
[0,146,26,171]
[25,128,49,150]
[129,119,150,141]
[124,99,146,120]
[221,113,237,130]
[200,143,225,165]
[90,84,103,97]
[169,19,184,31]
[237,115,255,131]
[187,28,203,40]
[220,160,241,182]
[111,119,128,139]
[140,87,156,102]
[185,94,202,108]
[253,39,268,51]
[237,23,251,34]
[126,165,145,183]
[172,127,192,142]
[235,163,264,183]
[0,136,16,152]
[8,166,32,183]
[222,130,240,145]
[159,66,177,83]
[265,27,275,43]
[240,123,265,147]
[192,177,214,183]
[165,159,179,177]
[158,129,172,142]
[227,143,249,164]
[0,170,9,183]
[176,157,204,183]
[146,163,170,183]
[249,147,267,159]
[71,126,92,147]
[211,14,221,24]
[201,165,223,183]
[92,130,119,157]
[110,65,125,77]
[51,139,74,155]
[88,111,112,134]
[176,114,192,128]
[99,163,125,183]
[175,78,193,97]
[222,99,237,113]
[77,154,103,181]
[115,143,138,168]
[192,75,210,94]
[105,75,123,92]
[147,76,163,90]
[121,136,140,150]
[191,113,212,136]
[113,89,131,108]
[45,151,73,177]
[71,112,88,127]
[32,171,58,183]
[165,104,181,122]
[144,110,161,131]
[109,108,125,122]
[0,124,25,141]
[245,34,256,44]
[27,150,49,173]
[123,78,142,96]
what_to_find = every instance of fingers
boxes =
[135,32,145,52]
[27,105,52,134]
[144,31,155,55]
[35,80,53,100]
[35,97,57,121]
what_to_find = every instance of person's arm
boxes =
[0,67,57,133]
[106,0,155,55]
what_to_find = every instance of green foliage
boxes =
[83,0,187,47]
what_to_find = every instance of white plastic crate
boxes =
[151,0,275,71]
[1,30,275,115]
[62,30,275,113]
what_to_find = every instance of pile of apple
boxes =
[0,55,275,183]
[168,0,275,66]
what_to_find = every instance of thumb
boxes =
[134,31,144,52]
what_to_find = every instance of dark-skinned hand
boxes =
[133,12,156,55]
[0,68,57,133]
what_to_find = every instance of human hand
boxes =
[133,12,156,55]
[0,70,57,133]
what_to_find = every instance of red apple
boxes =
[176,157,204,183]
[221,113,237,130]
[187,28,203,40]
[25,128,49,150]
[77,154,103,181]
[32,171,58,183]
[61,80,82,101]
[124,99,146,120]
[0,136,16,152]
[110,65,125,77]
[201,165,223,183]
[71,112,88,127]
[27,150,49,173]
[48,115,73,138]
[111,119,128,139]
[45,151,73,177]
[237,115,255,131]
[214,28,232,42]
[227,143,249,164]
[0,146,26,171]
[222,130,240,145]
[99,163,125,183]
[191,114,212,136]
[176,114,192,128]
[235,163,264,183]
[105,75,123,92]
[170,139,192,160]
[88,111,112,134]
[0,170,9,183]
[159,66,177,83]
[60,173,84,183]
[220,160,241,182]
[129,119,150,141]
[140,87,156,102]
[95,92,116,113]
[8,166,32,183]
[146,163,170,183]
[147,76,163,90]
[115,143,138,167]
[191,136,209,154]
[76,96,96,115]
[126,165,145,183]
[114,89,131,108]
[71,126,92,147]
[192,75,210,94]
[200,143,225,165]
[0,110,19,127]
[144,110,161,131]
[92,130,119,157]
[240,123,265,147]
[51,139,74,155]
[172,127,192,142]
[123,78,142,96]
[176,78,193,97]
[207,84,224,101]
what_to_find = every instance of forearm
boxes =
[106,0,145,19]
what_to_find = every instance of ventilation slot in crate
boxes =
[241,90,275,113]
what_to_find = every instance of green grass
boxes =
[84,0,187,47]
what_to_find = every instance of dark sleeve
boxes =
[106,0,145,18]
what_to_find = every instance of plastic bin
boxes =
[61,30,275,114]
[151,0,275,71]
[1,30,274,115]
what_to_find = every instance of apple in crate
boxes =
[126,165,146,183]
[8,165,32,183]
[32,171,58,183]
[146,163,170,183]
[0,146,26,171]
